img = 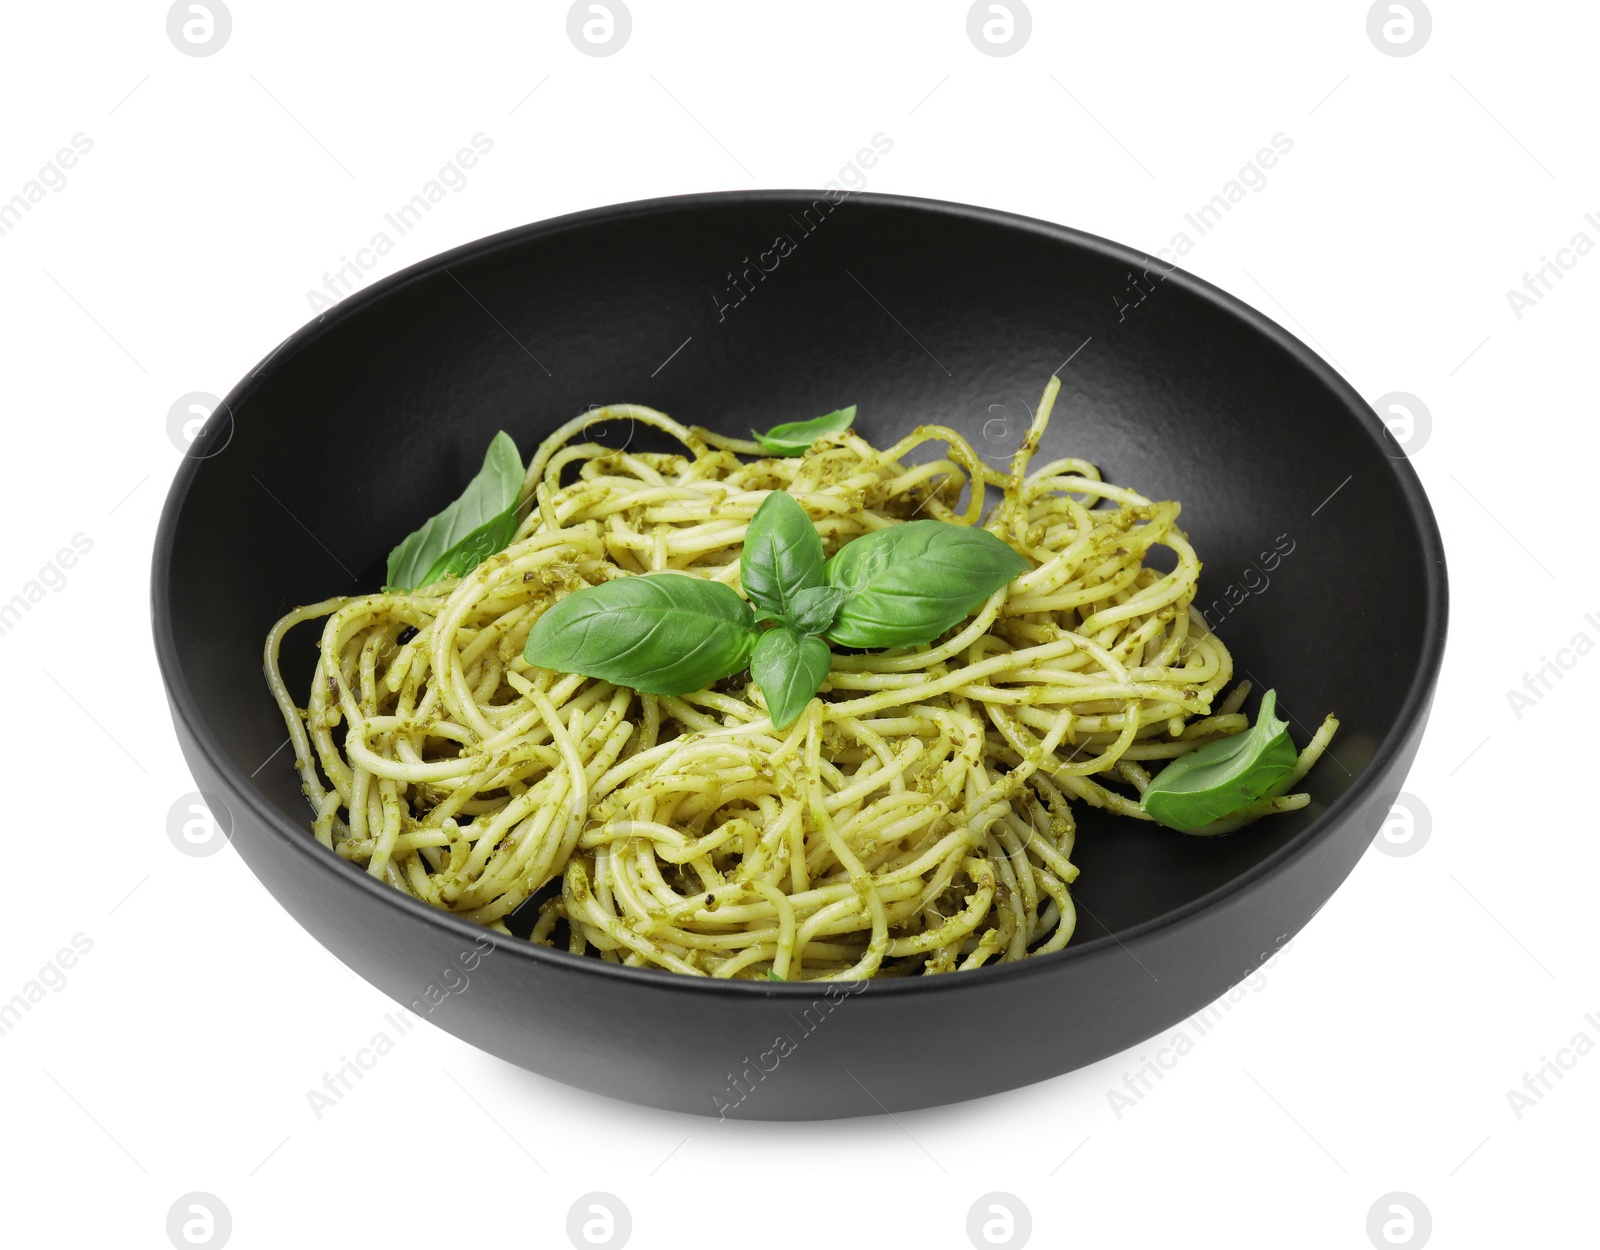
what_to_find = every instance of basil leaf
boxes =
[741,491,826,624]
[523,573,758,696]
[385,431,524,591]
[824,521,1031,649]
[1140,689,1298,832]
[751,627,831,729]
[751,405,857,457]
[786,584,848,636]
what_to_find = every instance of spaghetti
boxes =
[264,377,1336,980]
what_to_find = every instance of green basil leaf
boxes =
[523,573,758,697]
[741,490,826,623]
[751,627,831,729]
[786,585,848,636]
[751,405,857,457]
[824,521,1031,649]
[1140,689,1298,832]
[385,431,524,591]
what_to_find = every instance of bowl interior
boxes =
[162,192,1435,949]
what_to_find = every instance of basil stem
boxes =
[1140,689,1299,832]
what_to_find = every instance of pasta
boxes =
[264,377,1335,980]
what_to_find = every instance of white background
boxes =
[0,2,1592,1247]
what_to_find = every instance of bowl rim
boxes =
[150,188,1449,998]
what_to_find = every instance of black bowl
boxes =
[152,191,1446,1119]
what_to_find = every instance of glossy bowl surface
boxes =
[152,191,1447,1119]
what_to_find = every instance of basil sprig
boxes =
[520,488,1031,730]
[385,431,524,591]
[752,406,857,457]
[823,522,1031,648]
[1140,689,1298,832]
[723,490,843,726]
[522,574,757,697]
